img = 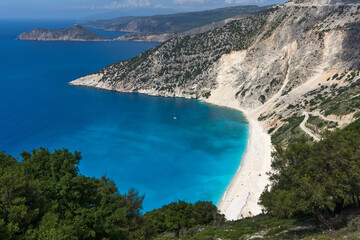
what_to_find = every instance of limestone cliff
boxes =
[71,0,360,144]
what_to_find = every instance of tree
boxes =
[145,200,224,237]
[0,148,148,239]
[260,119,360,228]
[0,151,42,239]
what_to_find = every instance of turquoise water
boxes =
[0,19,248,211]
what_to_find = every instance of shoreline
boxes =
[70,76,273,220]
[203,99,272,220]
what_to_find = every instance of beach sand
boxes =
[204,51,272,220]
[205,98,272,220]
[71,50,273,220]
[203,50,273,219]
[217,114,272,220]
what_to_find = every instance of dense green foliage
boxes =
[260,119,360,229]
[1,120,359,239]
[0,148,223,239]
[145,201,224,237]
[0,148,148,239]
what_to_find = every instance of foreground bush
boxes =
[260,119,360,228]
[0,148,222,239]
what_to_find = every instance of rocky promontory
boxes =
[18,25,107,41]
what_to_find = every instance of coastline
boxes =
[202,50,273,220]
[70,74,273,220]
[218,115,272,220]
[203,98,272,220]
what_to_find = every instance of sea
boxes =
[0,19,248,211]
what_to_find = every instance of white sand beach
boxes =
[217,114,272,220]
[204,99,273,220]
[203,50,273,220]
[72,50,274,220]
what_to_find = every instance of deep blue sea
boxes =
[0,19,248,211]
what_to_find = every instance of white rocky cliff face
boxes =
[70,0,360,219]
[71,0,359,127]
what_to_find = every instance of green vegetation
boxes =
[261,119,360,229]
[0,148,148,239]
[271,115,308,146]
[301,70,360,117]
[304,115,338,137]
[153,211,360,239]
[84,6,270,33]
[1,120,359,239]
[145,201,224,238]
[319,79,360,116]
[95,13,267,96]
[0,148,222,239]
[19,25,107,41]
[156,215,317,239]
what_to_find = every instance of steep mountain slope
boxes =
[114,15,248,42]
[71,0,360,219]
[71,15,267,97]
[83,5,269,42]
[18,25,107,41]
[72,0,360,136]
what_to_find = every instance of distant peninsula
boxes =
[18,25,107,41]
[83,5,270,42]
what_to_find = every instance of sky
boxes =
[0,0,287,19]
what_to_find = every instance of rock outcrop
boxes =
[71,0,360,141]
[18,25,107,41]
[70,0,360,219]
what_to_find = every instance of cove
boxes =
[0,19,248,211]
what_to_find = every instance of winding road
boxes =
[300,111,345,141]
[300,112,320,141]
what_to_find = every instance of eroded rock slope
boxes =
[71,0,360,143]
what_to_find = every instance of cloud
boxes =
[104,0,151,9]
[173,0,205,5]
[61,0,151,10]
[225,0,267,3]
[154,4,170,8]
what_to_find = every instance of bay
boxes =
[0,19,248,211]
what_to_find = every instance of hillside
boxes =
[83,5,270,42]
[70,0,360,220]
[18,25,107,41]
[71,0,360,137]
[154,212,360,239]
[1,119,359,239]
